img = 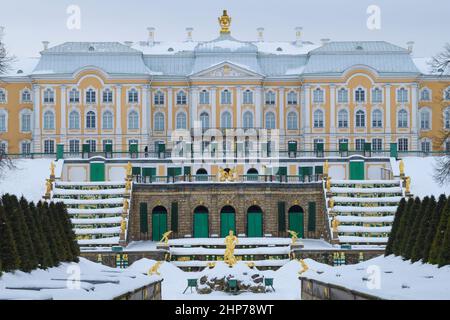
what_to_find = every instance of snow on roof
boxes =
[311,41,408,54]
[43,42,140,54]
[255,41,319,55]
[133,41,199,55]
[1,56,40,77]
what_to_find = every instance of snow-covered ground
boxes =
[301,255,450,300]
[0,258,161,300]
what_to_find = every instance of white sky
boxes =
[0,0,449,59]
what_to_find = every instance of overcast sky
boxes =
[1,0,449,59]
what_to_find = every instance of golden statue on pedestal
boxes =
[120,218,127,233]
[287,230,299,245]
[125,179,132,192]
[332,217,339,232]
[45,179,52,195]
[326,177,331,191]
[148,261,163,276]
[218,10,231,34]
[324,160,329,177]
[50,161,55,178]
[224,230,238,267]
[298,259,309,275]
[219,167,237,182]
[123,199,129,211]
[159,230,173,244]
[126,161,132,177]
[328,198,335,209]
[405,176,411,193]
[399,160,405,176]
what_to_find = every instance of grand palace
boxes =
[0,11,449,263]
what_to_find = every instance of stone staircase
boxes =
[326,179,403,247]
[51,181,130,251]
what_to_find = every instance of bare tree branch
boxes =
[430,43,450,75]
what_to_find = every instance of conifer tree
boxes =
[411,196,436,262]
[403,197,427,260]
[423,194,447,262]
[393,197,414,256]
[385,197,406,256]
[55,202,80,261]
[38,202,59,266]
[48,202,69,262]
[19,197,41,268]
[437,207,450,267]
[429,197,450,265]
[0,204,20,272]
[29,202,53,269]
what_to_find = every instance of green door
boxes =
[167,167,182,177]
[299,166,313,180]
[193,212,209,238]
[349,161,365,180]
[90,162,105,182]
[289,209,304,238]
[152,209,167,241]
[220,210,236,237]
[247,209,263,237]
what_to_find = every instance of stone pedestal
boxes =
[156,243,170,251]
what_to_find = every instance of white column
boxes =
[190,87,198,128]
[60,85,67,145]
[255,86,262,128]
[167,87,173,133]
[211,87,217,128]
[329,85,336,133]
[236,86,242,128]
[411,83,419,150]
[303,85,311,132]
[32,85,41,152]
[115,85,122,150]
[385,84,391,135]
[142,85,149,146]
[278,87,285,130]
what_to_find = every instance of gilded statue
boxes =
[148,261,163,276]
[324,160,329,176]
[218,10,231,34]
[332,217,339,232]
[287,229,299,245]
[120,218,127,233]
[123,199,129,211]
[298,259,309,275]
[329,198,335,209]
[50,161,55,177]
[326,177,331,191]
[224,230,238,267]
[45,179,52,194]
[219,167,237,182]
[125,179,132,192]
[159,230,173,244]
[405,176,411,193]
[126,161,132,177]
[399,160,405,176]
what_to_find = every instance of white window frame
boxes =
[154,90,165,105]
[68,110,80,130]
[420,108,431,130]
[397,87,409,103]
[102,110,114,130]
[265,111,276,129]
[102,88,113,104]
[44,139,55,154]
[154,112,165,131]
[354,87,366,104]
[199,90,210,105]
[0,110,8,132]
[398,138,409,152]
[69,88,80,104]
[243,90,253,104]
[313,88,324,104]
[372,109,383,128]
[355,110,366,128]
[43,88,55,104]
[242,111,254,129]
[221,111,232,129]
[128,110,139,130]
[287,91,297,105]
[397,109,408,128]
[265,91,276,105]
[21,89,32,103]
[337,88,348,104]
[43,110,55,130]
[420,88,431,101]
[176,112,187,129]
[20,109,32,132]
[313,109,324,128]
[85,110,96,129]
[337,109,348,128]
[176,90,187,105]
[85,88,97,104]
[287,111,298,130]
[221,90,232,105]
[128,88,139,104]
[371,87,383,104]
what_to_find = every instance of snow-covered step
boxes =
[337,236,389,244]
[55,181,125,187]
[170,246,290,256]
[332,206,398,213]
[337,226,391,233]
[71,217,123,225]
[331,180,401,186]
[168,237,292,247]
[171,259,290,268]
[330,187,402,194]
[59,198,124,206]
[75,226,121,235]
[77,237,120,246]
[333,196,402,203]
[67,207,124,215]
[53,188,126,196]
[336,216,395,223]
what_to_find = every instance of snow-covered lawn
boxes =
[301,255,450,300]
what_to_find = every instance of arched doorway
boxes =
[288,205,304,238]
[220,206,236,237]
[247,168,258,181]
[193,206,209,238]
[196,168,208,181]
[247,205,263,237]
[152,206,168,241]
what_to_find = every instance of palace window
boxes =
[420,139,431,154]
[444,87,450,101]
[0,89,6,103]
[43,110,55,130]
[397,88,408,103]
[103,89,113,103]
[337,109,348,128]
[287,111,298,130]
[313,88,324,103]
[243,90,253,104]
[176,91,187,105]
[243,111,253,129]
[176,112,187,129]
[221,111,232,129]
[154,112,165,131]
[355,138,365,151]
[21,141,31,155]
[398,138,409,152]
[200,112,210,129]
[21,90,31,103]
[221,90,232,104]
[397,109,408,128]
[313,139,324,151]
[372,109,383,128]
[265,111,276,129]
[154,91,165,105]
[44,140,55,154]
[355,110,365,128]
[420,109,431,130]
[128,88,139,103]
[103,139,113,151]
[199,90,210,104]
[337,88,348,103]
[287,91,297,105]
[0,111,7,132]
[371,88,383,103]
[86,111,96,129]
[313,109,324,128]
[43,88,54,104]
[128,110,139,130]
[445,107,450,129]
[355,88,365,103]
[86,139,97,153]
[69,110,80,130]
[85,89,96,104]
[69,88,80,103]
[372,138,383,152]
[265,91,276,105]
[420,88,431,101]
[128,139,139,148]
[69,140,80,154]
[102,111,113,130]
[21,111,32,132]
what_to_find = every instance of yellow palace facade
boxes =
[1,12,450,157]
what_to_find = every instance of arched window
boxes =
[103,88,113,103]
[313,109,324,128]
[287,91,297,105]
[397,109,408,128]
[420,109,431,130]
[221,111,232,129]
[355,88,365,103]
[313,88,324,103]
[355,110,365,128]
[0,89,6,103]
[444,107,450,129]
[102,110,113,129]
[265,91,275,105]
[397,88,408,103]
[372,109,383,128]
[43,110,55,130]
[69,110,80,129]
[420,138,431,153]
[86,111,96,129]
[372,87,383,103]
[43,88,54,103]
[21,89,31,103]
[154,112,165,131]
[154,91,164,105]
[176,112,187,129]
[243,90,253,104]
[176,91,187,105]
[243,111,253,129]
[199,90,210,104]
[337,109,348,128]
[221,90,231,104]
[420,88,431,101]
[69,88,80,103]
[85,89,96,104]
[0,111,7,132]
[21,110,32,132]
[128,88,139,103]
[128,110,139,129]
[200,112,210,129]
[265,112,275,129]
[337,88,348,103]
[287,111,298,130]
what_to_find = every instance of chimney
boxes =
[124,41,133,47]
[147,27,155,46]
[257,27,264,42]
[42,41,50,50]
[0,26,4,41]
[407,41,414,53]
[320,38,330,46]
[295,27,303,46]
[185,27,194,42]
